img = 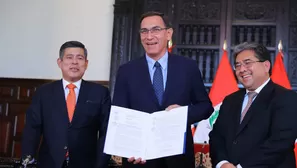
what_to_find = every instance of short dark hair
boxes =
[59,41,88,59]
[140,11,172,28]
[233,42,272,74]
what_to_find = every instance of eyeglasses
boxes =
[139,27,168,35]
[234,60,264,71]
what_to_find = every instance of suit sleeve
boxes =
[187,60,214,124]
[240,91,297,167]
[21,88,43,159]
[209,97,230,166]
[96,87,111,168]
[112,65,130,108]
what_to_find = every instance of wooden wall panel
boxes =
[0,119,12,157]
[0,86,17,100]
[0,102,7,116]
[12,141,22,158]
[14,112,26,136]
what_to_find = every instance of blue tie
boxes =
[153,61,164,105]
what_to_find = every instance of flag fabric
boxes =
[193,49,239,143]
[270,50,296,166]
[271,50,291,89]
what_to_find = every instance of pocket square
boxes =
[86,100,101,104]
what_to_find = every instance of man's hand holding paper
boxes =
[165,104,181,111]
[103,106,188,161]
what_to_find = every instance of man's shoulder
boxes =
[224,89,245,101]
[168,54,199,72]
[31,80,62,97]
[37,80,61,90]
[118,54,197,72]
[170,54,196,63]
[82,80,109,91]
[118,57,145,70]
[272,82,297,99]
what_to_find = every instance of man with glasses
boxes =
[112,11,213,168]
[209,42,297,168]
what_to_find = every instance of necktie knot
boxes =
[154,61,161,68]
[247,91,257,100]
[67,83,76,90]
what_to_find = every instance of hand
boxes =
[165,104,180,111]
[22,155,34,167]
[127,157,146,164]
[221,163,236,168]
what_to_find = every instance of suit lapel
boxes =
[230,89,245,135]
[236,80,274,135]
[162,54,175,106]
[139,57,160,107]
[53,80,69,124]
[71,80,89,124]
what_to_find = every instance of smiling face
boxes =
[235,50,270,91]
[57,47,88,83]
[140,15,173,60]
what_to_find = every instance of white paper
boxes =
[103,105,188,160]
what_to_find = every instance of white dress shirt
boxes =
[146,51,168,90]
[62,78,82,102]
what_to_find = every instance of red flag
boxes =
[194,46,238,143]
[209,49,239,107]
[271,50,291,89]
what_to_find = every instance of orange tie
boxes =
[66,83,76,122]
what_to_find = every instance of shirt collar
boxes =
[62,78,82,90]
[246,78,270,95]
[146,51,168,70]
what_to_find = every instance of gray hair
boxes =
[233,42,271,74]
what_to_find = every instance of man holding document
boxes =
[110,11,214,168]
[104,106,189,163]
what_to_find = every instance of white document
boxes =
[103,105,188,160]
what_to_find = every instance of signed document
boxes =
[104,105,188,160]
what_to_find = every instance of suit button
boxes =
[64,146,68,150]
[233,140,237,144]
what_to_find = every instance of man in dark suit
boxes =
[209,42,297,168]
[112,11,214,168]
[21,41,111,168]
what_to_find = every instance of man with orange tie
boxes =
[21,41,111,168]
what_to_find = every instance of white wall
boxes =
[0,0,114,81]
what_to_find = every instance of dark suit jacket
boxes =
[21,80,111,168]
[113,54,214,168]
[209,80,297,168]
